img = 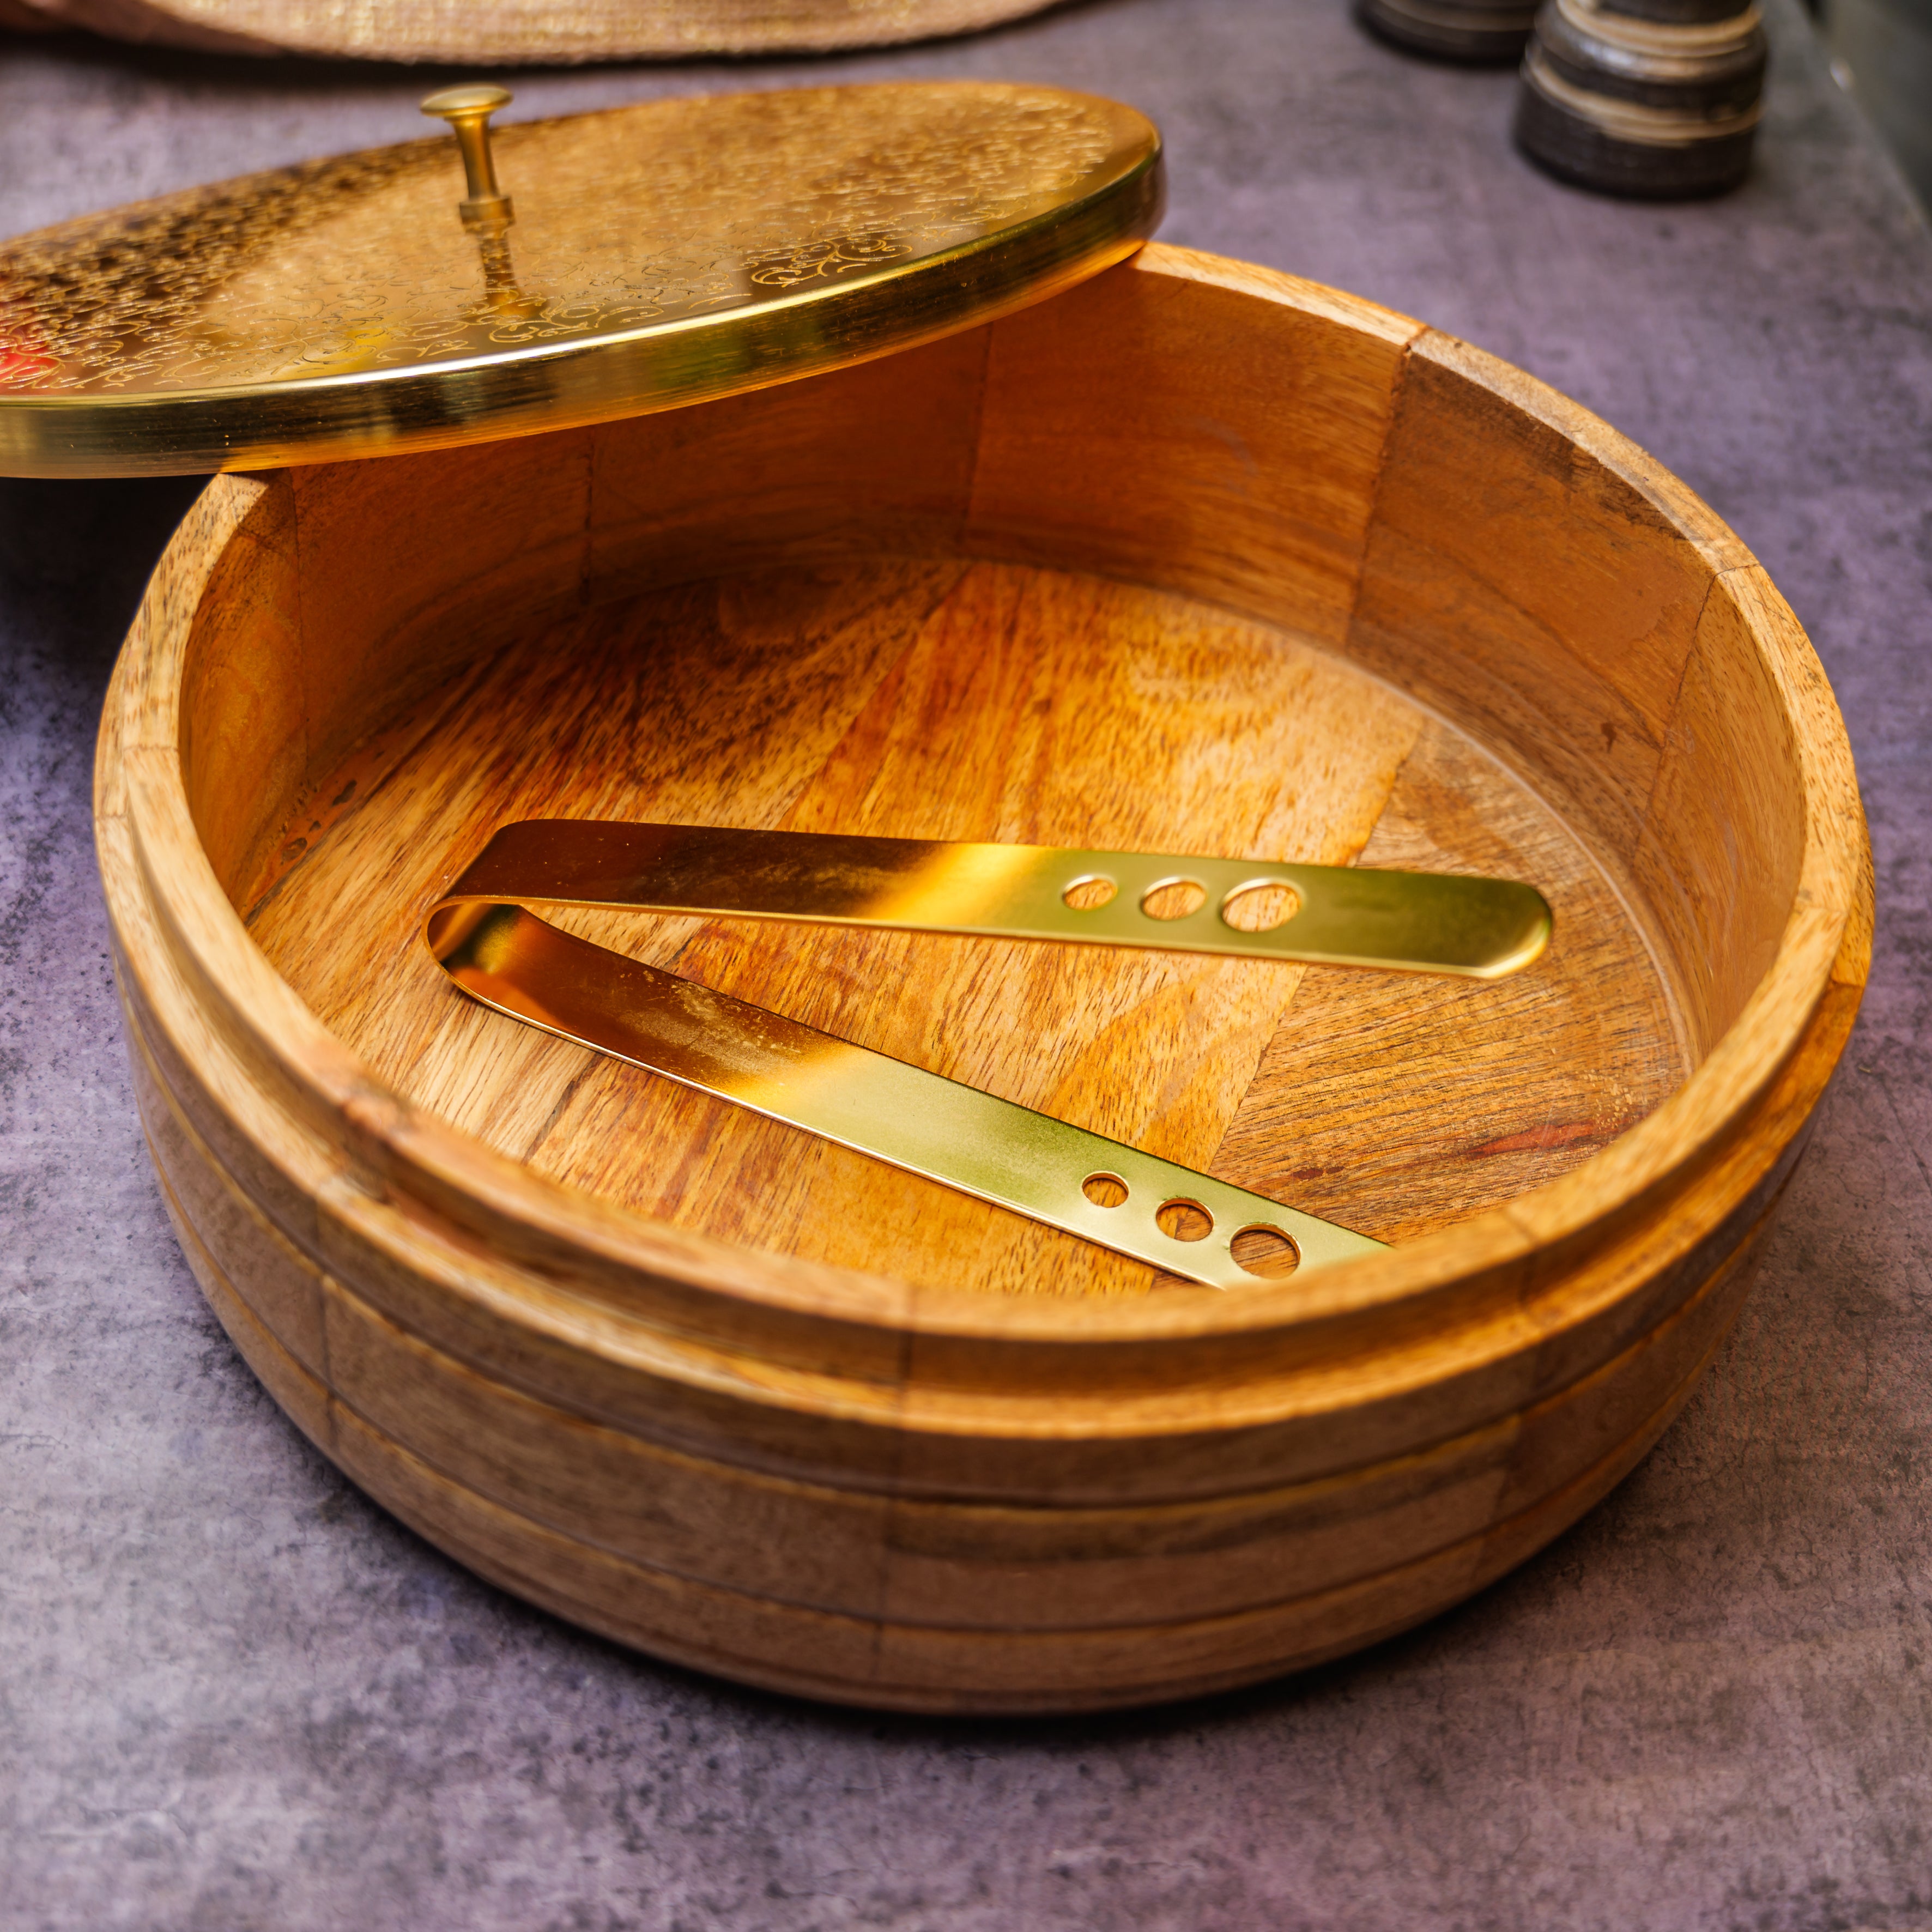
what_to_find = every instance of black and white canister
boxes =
[1515,0,1767,197]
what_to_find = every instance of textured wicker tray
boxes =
[0,0,1058,62]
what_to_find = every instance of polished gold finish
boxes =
[434,821,1555,978]
[0,82,1163,478]
[420,84,516,228]
[425,899,1388,1289]
[418,818,1555,1287]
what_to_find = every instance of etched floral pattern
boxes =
[0,84,1143,398]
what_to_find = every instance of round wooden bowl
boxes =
[96,243,1869,1714]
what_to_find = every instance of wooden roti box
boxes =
[93,240,1869,1712]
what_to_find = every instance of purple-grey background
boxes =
[1,2,1929,1925]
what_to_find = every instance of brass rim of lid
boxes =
[0,81,1163,479]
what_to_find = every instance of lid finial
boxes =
[421,83,514,228]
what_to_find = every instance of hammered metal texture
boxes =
[0,82,1161,472]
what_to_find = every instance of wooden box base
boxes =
[95,244,1869,1711]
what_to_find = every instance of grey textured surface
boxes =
[2,2,1930,1926]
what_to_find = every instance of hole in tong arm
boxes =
[1140,878,1207,921]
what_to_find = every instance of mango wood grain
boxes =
[240,554,1676,1298]
[94,244,1872,1710]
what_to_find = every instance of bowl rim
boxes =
[96,246,1874,1358]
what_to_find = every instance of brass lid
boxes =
[0,81,1162,479]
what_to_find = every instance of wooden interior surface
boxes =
[239,558,1686,1298]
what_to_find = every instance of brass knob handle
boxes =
[422,83,514,227]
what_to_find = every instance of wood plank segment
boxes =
[284,428,594,786]
[967,245,1421,647]
[175,473,305,897]
[1632,565,1810,1056]
[1346,329,1728,877]
[586,324,989,606]
[127,1003,330,1379]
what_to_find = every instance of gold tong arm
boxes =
[434,821,1553,977]
[425,900,1387,1289]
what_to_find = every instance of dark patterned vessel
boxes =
[1515,0,1767,197]
[1356,0,1540,63]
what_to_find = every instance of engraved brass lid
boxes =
[0,81,1162,478]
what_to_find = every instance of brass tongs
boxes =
[426,823,1553,1288]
